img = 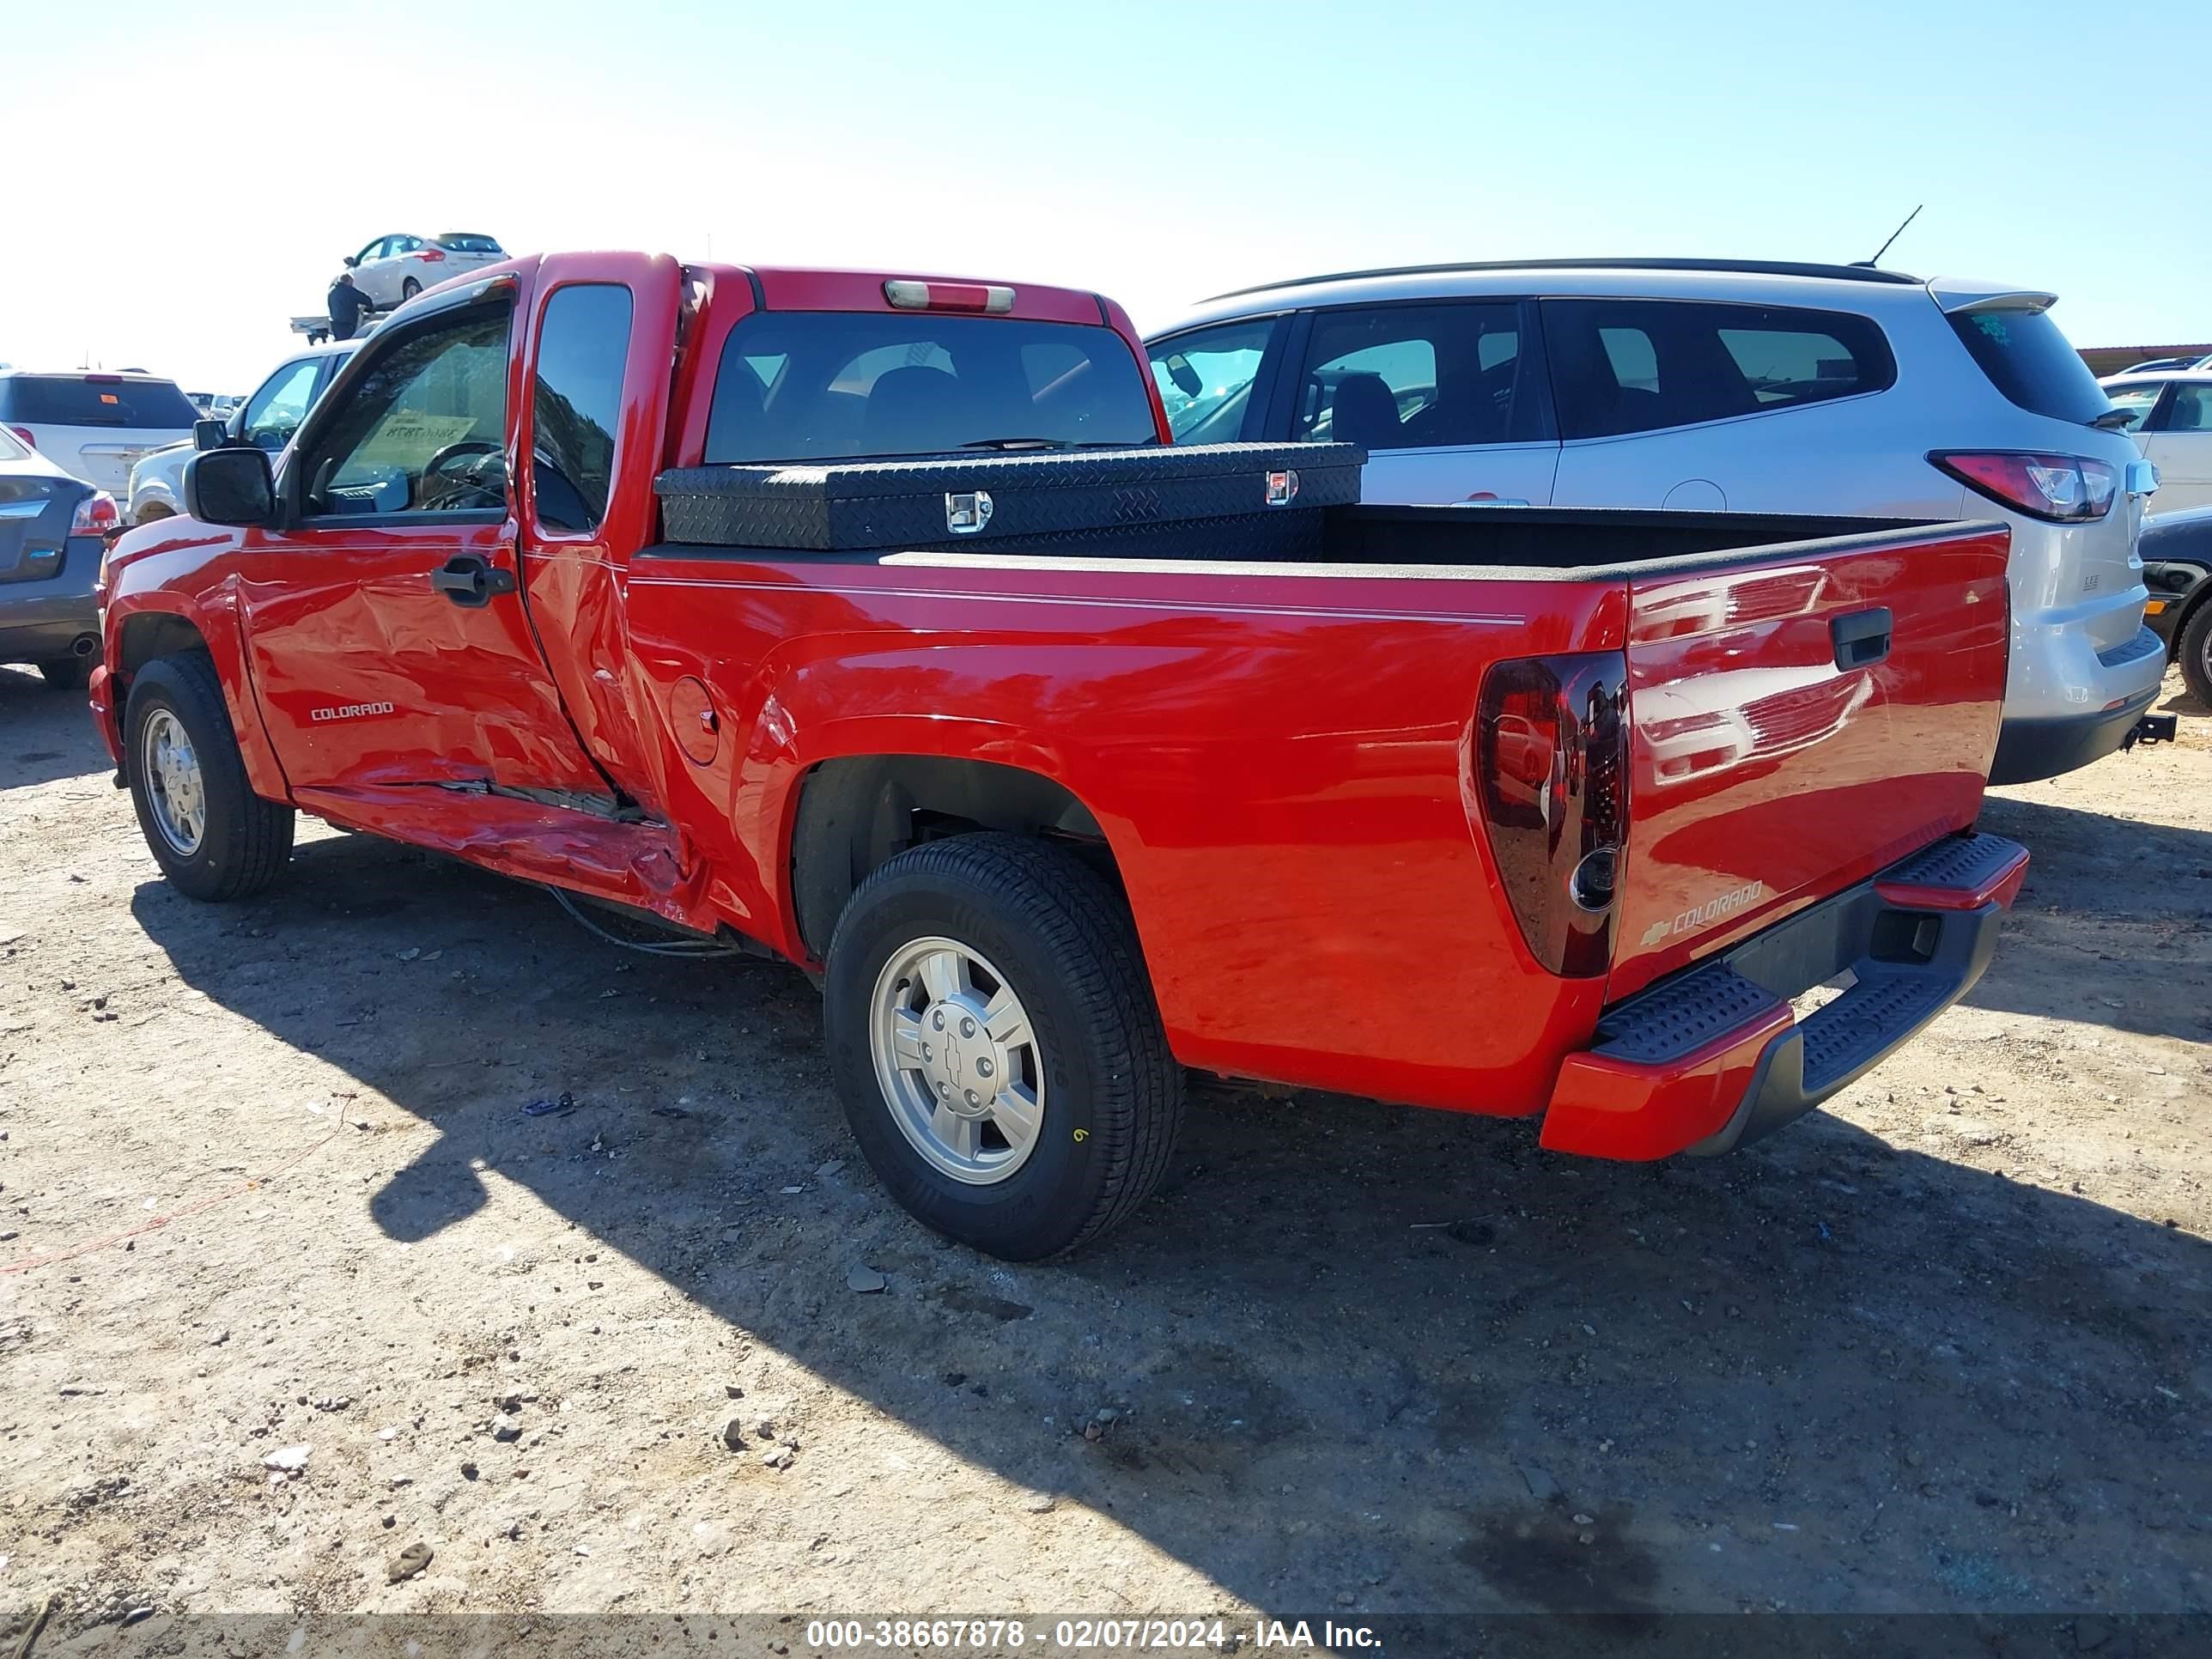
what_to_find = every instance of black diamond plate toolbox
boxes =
[653,442,1365,552]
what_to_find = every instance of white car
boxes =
[2099,368,2212,514]
[341,231,508,309]
[128,339,361,525]
[0,369,200,497]
[1148,257,2165,784]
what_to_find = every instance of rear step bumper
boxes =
[1540,832,2028,1161]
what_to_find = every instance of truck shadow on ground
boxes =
[0,665,112,788]
[1969,793,2212,1043]
[131,828,2209,1623]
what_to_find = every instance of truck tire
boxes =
[38,656,91,690]
[123,653,295,902]
[2181,599,2212,710]
[823,832,1184,1260]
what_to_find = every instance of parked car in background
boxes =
[341,232,507,308]
[2120,353,2212,375]
[0,370,201,499]
[129,340,360,525]
[2139,506,2212,706]
[2099,369,2212,514]
[0,422,115,687]
[1148,258,2165,784]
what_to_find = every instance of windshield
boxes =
[437,234,504,254]
[1947,304,2109,424]
[0,375,202,428]
[703,312,1158,464]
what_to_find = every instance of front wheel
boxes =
[2180,600,2212,710]
[123,653,295,901]
[823,833,1183,1260]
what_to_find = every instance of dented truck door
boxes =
[233,270,609,802]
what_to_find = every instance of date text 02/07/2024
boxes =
[799,1618,1382,1650]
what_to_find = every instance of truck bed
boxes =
[627,507,2013,1127]
[647,501,1949,580]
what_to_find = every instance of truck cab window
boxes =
[295,306,512,517]
[530,284,633,534]
[703,312,1157,464]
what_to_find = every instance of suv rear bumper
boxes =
[1990,681,2160,785]
[1540,832,2027,1161]
[1995,619,2166,784]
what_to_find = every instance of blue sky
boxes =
[8,0,2207,388]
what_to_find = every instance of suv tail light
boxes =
[1929,451,2118,523]
[70,491,119,537]
[1475,653,1630,977]
[8,426,35,450]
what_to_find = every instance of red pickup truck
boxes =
[94,251,2028,1259]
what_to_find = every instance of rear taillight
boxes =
[1929,451,2118,523]
[70,491,119,537]
[416,247,447,262]
[1475,653,1629,977]
[8,426,36,450]
[884,278,1015,315]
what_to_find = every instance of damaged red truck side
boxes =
[93,250,2027,1259]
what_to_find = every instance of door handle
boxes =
[1830,606,1892,672]
[428,554,517,608]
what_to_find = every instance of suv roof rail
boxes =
[1203,257,1925,302]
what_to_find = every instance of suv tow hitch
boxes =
[2121,714,2179,753]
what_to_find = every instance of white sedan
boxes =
[341,232,508,308]
[2101,369,2212,514]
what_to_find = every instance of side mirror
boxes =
[184,447,276,526]
[343,254,359,268]
[191,418,228,452]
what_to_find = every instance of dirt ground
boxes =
[0,664,2206,1652]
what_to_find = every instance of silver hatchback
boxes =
[1146,258,2163,783]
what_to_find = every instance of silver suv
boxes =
[1146,258,2163,783]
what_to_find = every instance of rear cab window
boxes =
[529,283,634,533]
[0,376,201,428]
[703,312,1157,464]
[1542,300,1895,439]
[1947,304,2109,424]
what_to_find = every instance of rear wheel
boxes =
[400,276,422,301]
[823,833,1183,1260]
[133,499,176,527]
[2181,600,2212,709]
[38,656,91,690]
[123,653,294,901]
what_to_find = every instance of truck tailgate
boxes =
[1607,523,2012,1001]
